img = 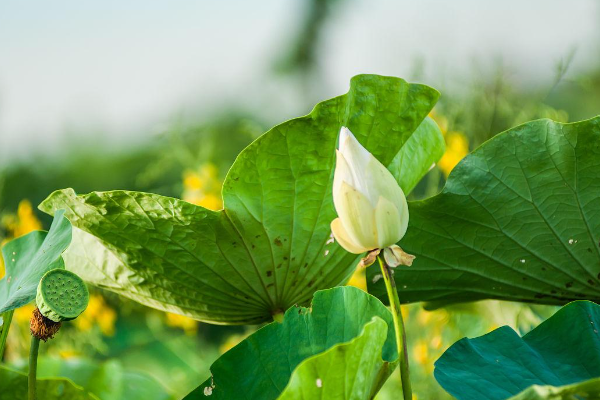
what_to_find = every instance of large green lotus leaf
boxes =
[389,115,445,193]
[0,365,97,400]
[0,209,71,314]
[434,301,600,400]
[33,357,173,400]
[183,286,397,399]
[508,377,600,400]
[40,74,440,324]
[368,117,600,306]
[276,318,391,400]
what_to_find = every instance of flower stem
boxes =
[28,335,40,400]
[377,254,411,400]
[0,310,14,361]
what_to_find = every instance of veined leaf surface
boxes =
[40,75,441,324]
[369,117,600,306]
[184,287,397,400]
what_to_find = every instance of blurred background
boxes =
[1,1,599,398]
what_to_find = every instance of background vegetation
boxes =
[1,1,599,398]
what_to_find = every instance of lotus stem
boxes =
[0,310,14,361]
[377,254,411,400]
[28,335,40,400]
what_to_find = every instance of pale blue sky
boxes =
[0,0,598,162]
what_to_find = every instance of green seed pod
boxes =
[36,269,89,322]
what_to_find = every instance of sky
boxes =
[0,0,598,163]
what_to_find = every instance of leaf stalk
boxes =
[28,335,40,400]
[0,310,14,361]
[377,254,411,400]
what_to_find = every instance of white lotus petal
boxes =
[338,127,373,199]
[330,218,369,254]
[335,181,378,250]
[374,196,403,248]
[333,150,354,200]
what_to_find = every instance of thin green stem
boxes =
[378,254,411,400]
[0,310,14,361]
[29,335,40,400]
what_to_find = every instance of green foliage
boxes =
[184,286,397,399]
[507,377,600,400]
[0,365,97,400]
[369,117,600,306]
[0,210,72,314]
[389,116,445,194]
[34,357,173,400]
[40,74,441,324]
[435,301,600,400]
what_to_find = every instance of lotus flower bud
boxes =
[331,127,409,254]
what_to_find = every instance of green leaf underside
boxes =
[0,365,97,400]
[368,117,600,306]
[507,377,600,400]
[0,210,71,314]
[434,301,600,400]
[389,116,445,194]
[40,74,440,324]
[35,357,173,400]
[184,287,398,400]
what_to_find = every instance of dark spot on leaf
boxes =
[588,248,593,253]
[588,279,595,286]
[255,235,261,238]
[541,267,547,271]
[266,283,274,289]
[266,271,272,277]
[522,277,527,281]
[304,263,309,269]
[307,279,315,288]
[292,257,296,261]
[566,281,574,288]
[274,238,283,247]
[277,263,282,269]
[251,244,255,249]
[283,256,288,260]
[534,293,544,299]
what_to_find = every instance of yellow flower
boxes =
[182,163,223,210]
[413,340,429,365]
[166,313,198,335]
[430,334,443,350]
[1,199,43,278]
[5,200,43,238]
[97,308,117,336]
[59,350,80,359]
[75,294,117,336]
[14,304,35,325]
[438,132,469,178]
[183,172,204,191]
[219,333,247,354]
[346,267,367,292]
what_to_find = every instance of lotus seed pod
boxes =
[36,269,89,322]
